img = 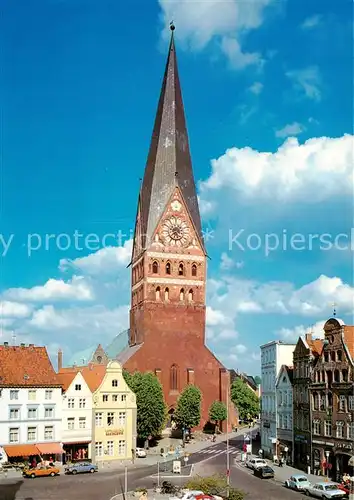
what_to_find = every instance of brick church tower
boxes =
[120,25,237,430]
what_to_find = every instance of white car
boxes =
[304,482,346,498]
[136,448,147,458]
[285,474,311,491]
[246,458,267,470]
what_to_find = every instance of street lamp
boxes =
[226,385,230,498]
[325,451,330,480]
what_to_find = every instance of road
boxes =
[0,430,311,500]
[193,435,311,500]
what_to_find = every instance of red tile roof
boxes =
[58,363,106,393]
[306,337,323,356]
[343,326,354,358]
[0,345,61,387]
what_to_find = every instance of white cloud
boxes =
[220,253,234,270]
[231,344,247,354]
[206,306,232,327]
[286,66,321,101]
[249,82,263,94]
[275,122,305,138]
[0,301,32,318]
[277,319,326,342]
[199,134,353,203]
[158,0,275,69]
[207,274,354,324]
[301,15,322,29]
[3,276,94,303]
[60,239,132,276]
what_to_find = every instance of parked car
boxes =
[136,448,147,458]
[246,457,267,470]
[304,482,346,498]
[254,466,274,479]
[65,462,98,475]
[285,474,311,491]
[23,465,60,479]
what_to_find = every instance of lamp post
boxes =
[325,451,330,480]
[226,385,230,498]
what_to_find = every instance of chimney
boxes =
[58,349,63,371]
[305,333,312,343]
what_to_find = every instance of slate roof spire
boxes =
[138,23,204,251]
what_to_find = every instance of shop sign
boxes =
[105,429,124,436]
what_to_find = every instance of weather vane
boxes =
[332,301,337,317]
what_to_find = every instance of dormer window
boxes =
[166,262,171,275]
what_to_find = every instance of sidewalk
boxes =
[0,426,252,481]
[263,459,321,485]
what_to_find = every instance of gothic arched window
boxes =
[178,263,184,276]
[188,289,193,302]
[170,364,178,391]
[191,264,197,277]
[152,261,159,274]
[180,288,184,301]
[156,286,161,301]
[166,262,171,275]
[164,287,169,301]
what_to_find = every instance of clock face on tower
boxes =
[161,216,190,247]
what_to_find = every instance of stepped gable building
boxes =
[309,318,354,481]
[115,25,237,430]
[293,333,323,471]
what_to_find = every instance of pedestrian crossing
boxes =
[194,447,240,456]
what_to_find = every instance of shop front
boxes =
[294,434,310,471]
[3,444,40,466]
[63,442,91,463]
[36,442,64,464]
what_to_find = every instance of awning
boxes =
[4,444,40,458]
[36,442,63,455]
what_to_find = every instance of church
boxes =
[63,25,237,431]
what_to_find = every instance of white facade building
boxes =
[276,365,294,462]
[0,387,63,459]
[260,340,295,458]
[59,371,94,461]
[0,344,63,464]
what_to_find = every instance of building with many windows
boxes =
[0,343,63,464]
[309,317,354,481]
[57,365,105,462]
[91,361,137,464]
[260,340,295,459]
[275,365,294,463]
[292,333,323,472]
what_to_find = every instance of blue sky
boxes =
[0,0,353,375]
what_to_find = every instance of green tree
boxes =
[123,370,166,440]
[208,400,227,432]
[174,384,202,430]
[230,378,260,420]
[254,376,261,386]
[185,474,245,500]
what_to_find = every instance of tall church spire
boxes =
[137,24,203,253]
